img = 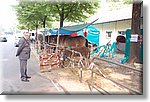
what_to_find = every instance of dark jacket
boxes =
[16,37,31,60]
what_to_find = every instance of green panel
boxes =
[121,29,131,64]
[121,29,143,64]
[140,29,143,64]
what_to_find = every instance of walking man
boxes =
[16,32,31,82]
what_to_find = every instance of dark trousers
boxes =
[20,60,28,78]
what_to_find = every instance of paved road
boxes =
[0,35,59,94]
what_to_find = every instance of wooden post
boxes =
[56,28,60,53]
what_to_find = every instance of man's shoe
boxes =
[26,76,31,79]
[21,78,29,82]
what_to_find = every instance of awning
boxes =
[49,18,99,35]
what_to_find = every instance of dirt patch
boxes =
[39,58,142,95]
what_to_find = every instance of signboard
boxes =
[130,34,138,42]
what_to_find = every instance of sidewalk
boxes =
[2,45,63,95]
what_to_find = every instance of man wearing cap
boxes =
[16,32,31,82]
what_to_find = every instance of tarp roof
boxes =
[49,18,99,35]
[77,25,100,45]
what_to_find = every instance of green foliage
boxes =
[123,0,133,4]
[14,0,100,29]
[15,1,54,30]
[52,0,99,22]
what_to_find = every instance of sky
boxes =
[0,0,18,31]
[0,0,131,31]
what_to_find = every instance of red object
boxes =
[84,31,87,37]
[116,35,126,43]
[70,32,78,37]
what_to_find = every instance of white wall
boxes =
[93,19,131,46]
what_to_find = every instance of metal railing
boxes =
[38,42,85,82]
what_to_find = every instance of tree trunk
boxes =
[128,1,142,64]
[43,16,47,54]
[42,16,47,42]
[35,20,39,53]
[43,16,47,28]
[60,7,64,27]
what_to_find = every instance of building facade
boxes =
[90,4,143,46]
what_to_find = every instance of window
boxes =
[31,33,34,36]
[118,31,125,35]
[106,31,112,38]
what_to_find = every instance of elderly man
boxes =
[16,32,31,82]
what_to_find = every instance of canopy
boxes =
[49,18,99,35]
[78,25,100,46]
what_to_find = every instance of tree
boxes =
[52,0,99,27]
[128,0,143,64]
[15,1,55,30]
[15,1,56,53]
[15,0,100,29]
